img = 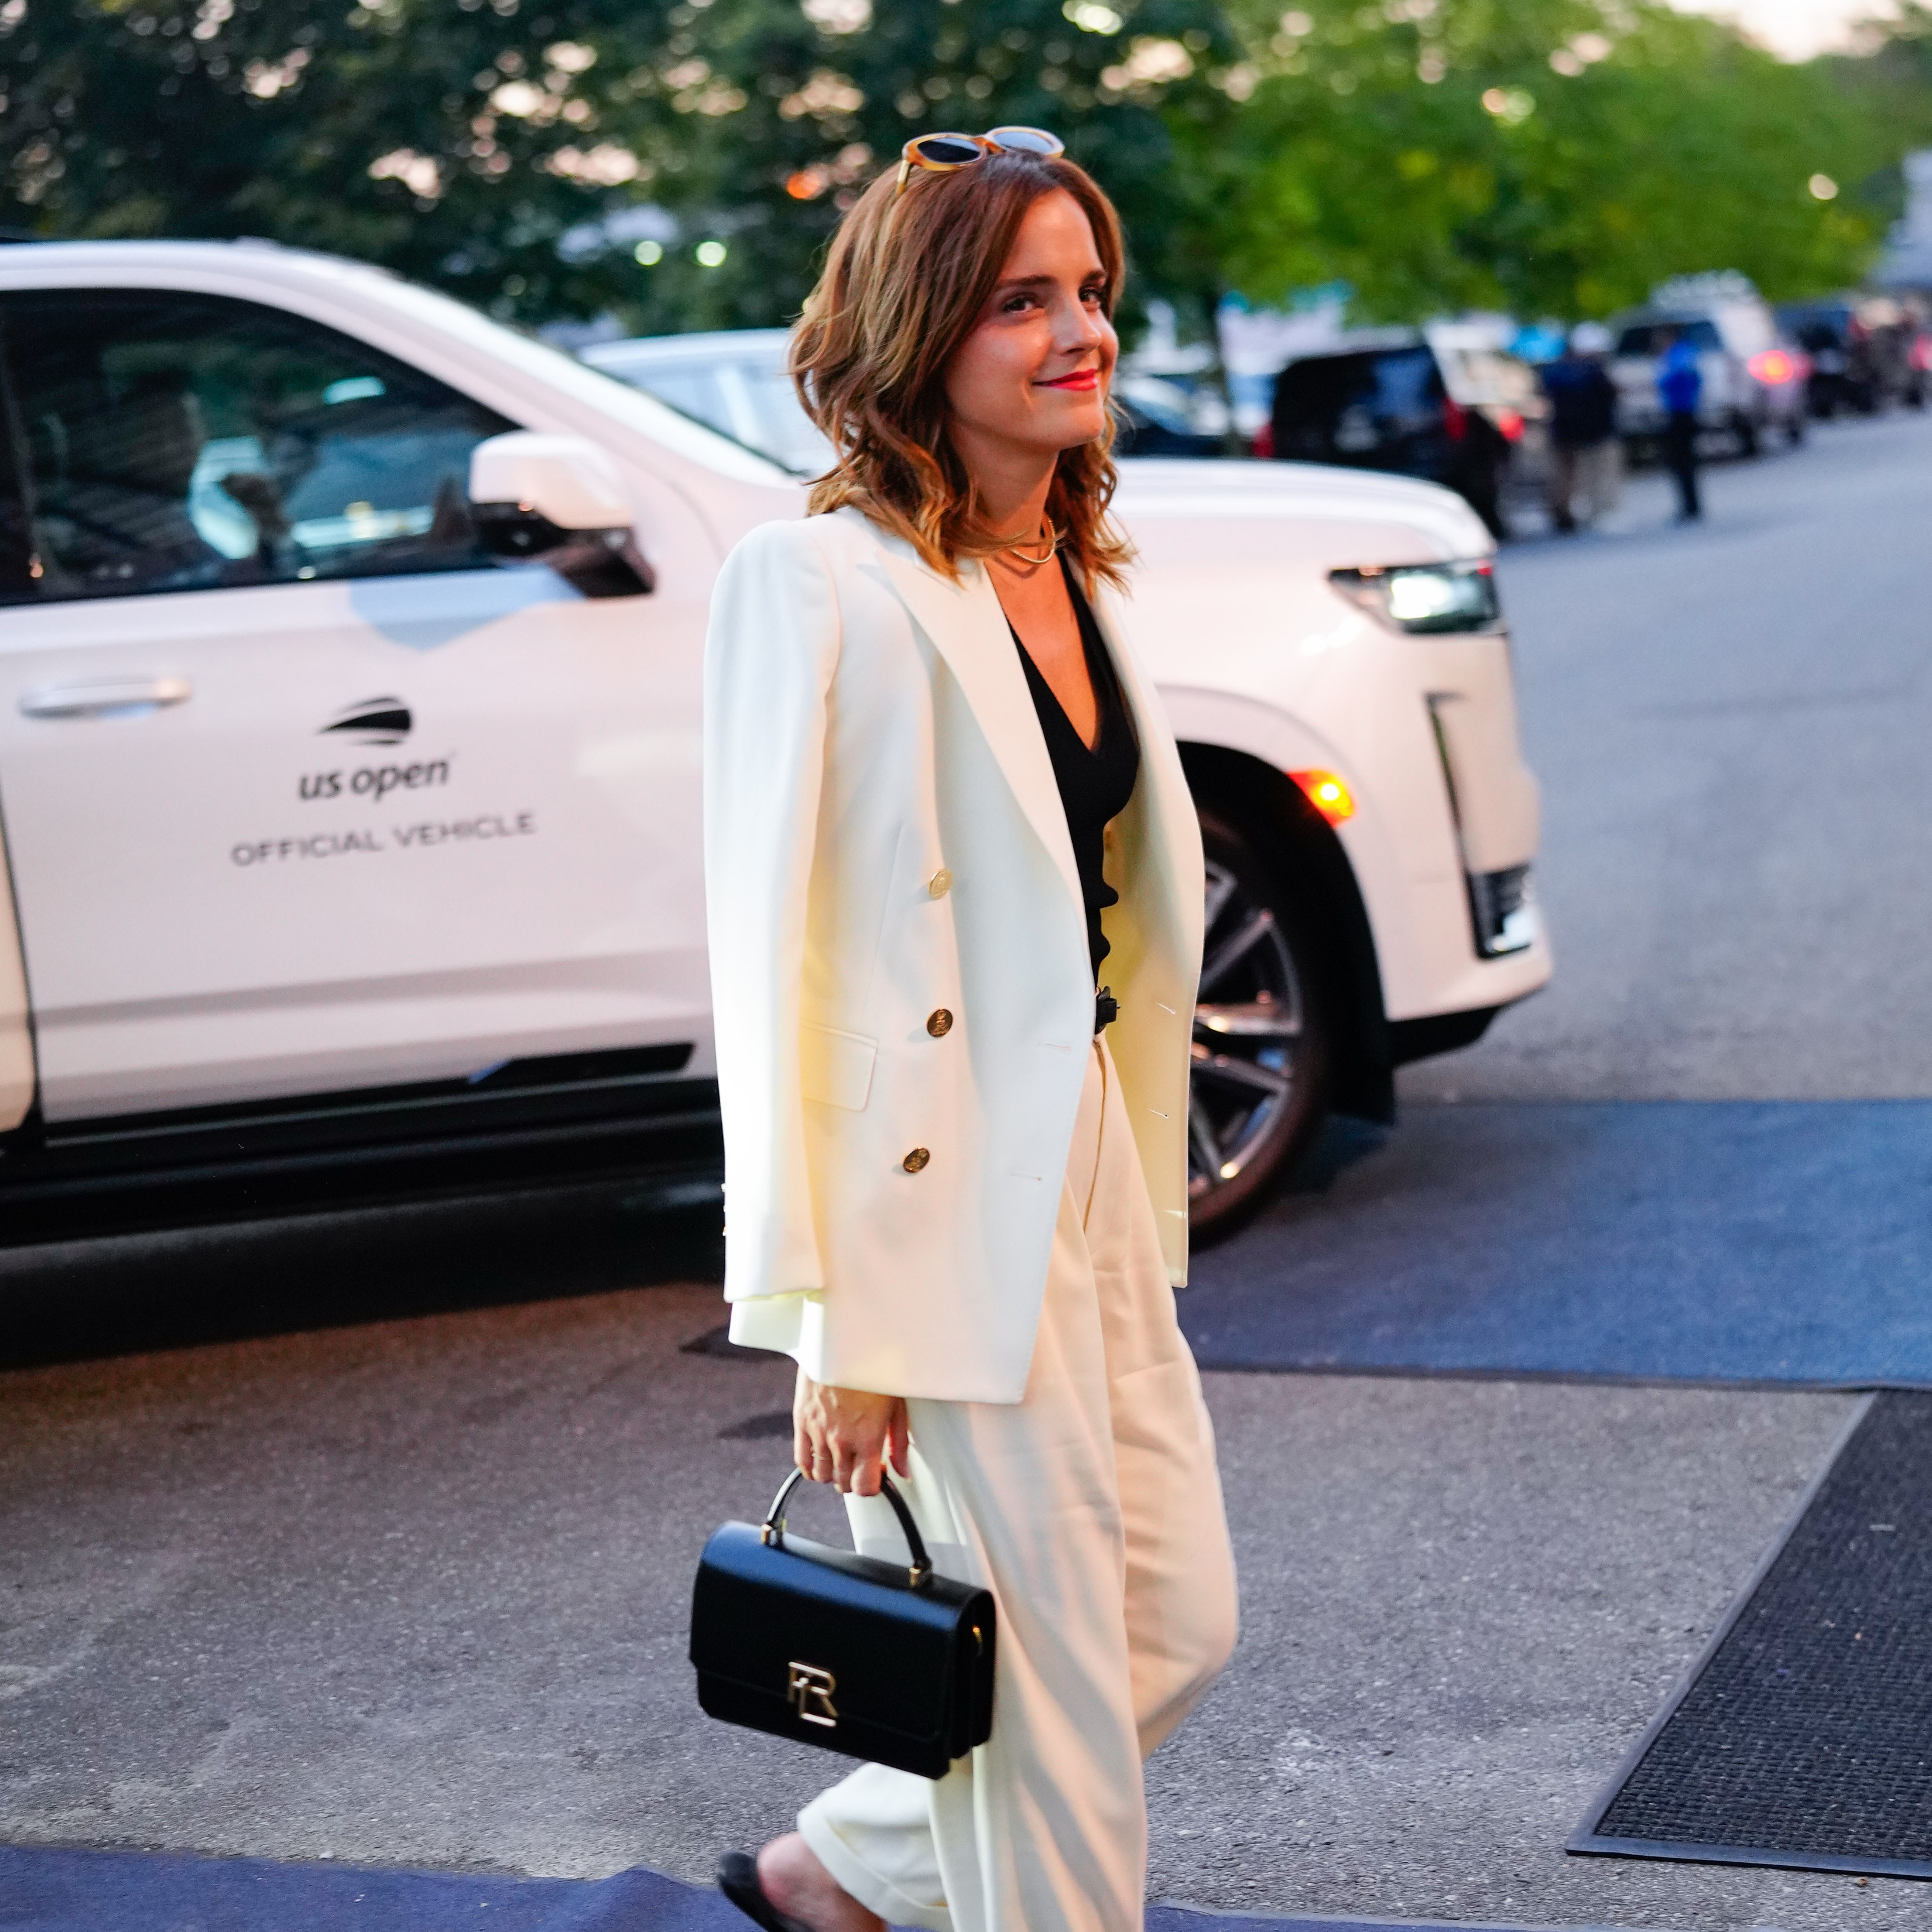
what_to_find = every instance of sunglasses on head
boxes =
[894,125,1066,197]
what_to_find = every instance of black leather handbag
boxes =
[690,1468,996,1780]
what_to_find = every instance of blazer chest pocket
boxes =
[800,1022,877,1112]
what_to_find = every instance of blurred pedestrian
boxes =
[1657,327,1703,522]
[1445,398,1512,541]
[1540,323,1621,533]
[703,129,1236,1932]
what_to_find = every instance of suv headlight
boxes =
[1330,560,1501,635]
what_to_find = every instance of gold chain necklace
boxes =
[1003,518,1061,568]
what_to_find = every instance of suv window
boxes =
[615,362,735,440]
[1786,310,1853,352]
[1272,347,1443,455]
[1,289,515,602]
[1615,319,1722,357]
[733,361,834,477]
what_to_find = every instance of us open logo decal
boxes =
[299,697,447,803]
[233,698,539,865]
[321,696,412,745]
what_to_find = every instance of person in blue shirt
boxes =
[1657,328,1703,521]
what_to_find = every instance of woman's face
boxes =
[944,188,1117,463]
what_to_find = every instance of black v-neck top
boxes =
[1009,559,1140,985]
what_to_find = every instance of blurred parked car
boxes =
[1776,296,1929,416]
[1608,278,1806,456]
[1264,326,1546,539]
[1109,373,1228,457]
[0,250,1550,1242]
[579,326,828,472]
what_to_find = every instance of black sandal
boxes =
[717,1851,815,1932]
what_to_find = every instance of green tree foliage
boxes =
[0,0,1233,328]
[0,0,1920,334]
[566,0,1244,334]
[1193,0,1900,322]
[1825,0,1932,133]
[0,0,682,318]
[1820,1,1932,225]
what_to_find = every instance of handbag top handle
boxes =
[761,1467,935,1589]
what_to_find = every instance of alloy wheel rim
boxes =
[1188,857,1304,1202]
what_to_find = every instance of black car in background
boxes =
[1266,331,1537,538]
[1111,374,1227,458]
[1776,297,1929,416]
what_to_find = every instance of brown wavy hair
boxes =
[790,148,1134,594]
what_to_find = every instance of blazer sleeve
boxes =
[704,520,841,1317]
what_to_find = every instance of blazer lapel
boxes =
[868,542,1085,924]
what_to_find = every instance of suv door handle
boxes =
[19,676,193,720]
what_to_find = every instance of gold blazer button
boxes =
[902,1147,931,1173]
[926,1008,954,1037]
[927,868,953,899]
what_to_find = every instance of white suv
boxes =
[0,241,1549,1241]
[1608,275,1807,456]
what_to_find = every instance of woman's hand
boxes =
[794,1369,910,1496]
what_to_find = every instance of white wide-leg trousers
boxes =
[797,1036,1239,1932]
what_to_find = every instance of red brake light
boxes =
[1441,396,1467,442]
[1747,350,1797,385]
[1496,407,1523,443]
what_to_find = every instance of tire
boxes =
[1732,410,1760,458]
[1785,412,1806,447]
[1187,807,1334,1241]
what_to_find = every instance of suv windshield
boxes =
[1616,319,1722,357]
[584,338,831,477]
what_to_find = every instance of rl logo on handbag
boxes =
[694,1471,996,1779]
[786,1661,838,1728]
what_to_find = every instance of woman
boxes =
[704,129,1238,1932]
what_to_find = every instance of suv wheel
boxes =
[1188,809,1334,1239]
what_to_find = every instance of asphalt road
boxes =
[7,413,1932,1931]
[0,1276,1873,1931]
[1403,406,1932,1105]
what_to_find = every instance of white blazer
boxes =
[703,506,1204,1405]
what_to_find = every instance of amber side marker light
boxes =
[1291,769,1355,826]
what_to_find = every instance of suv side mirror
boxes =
[468,431,654,597]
